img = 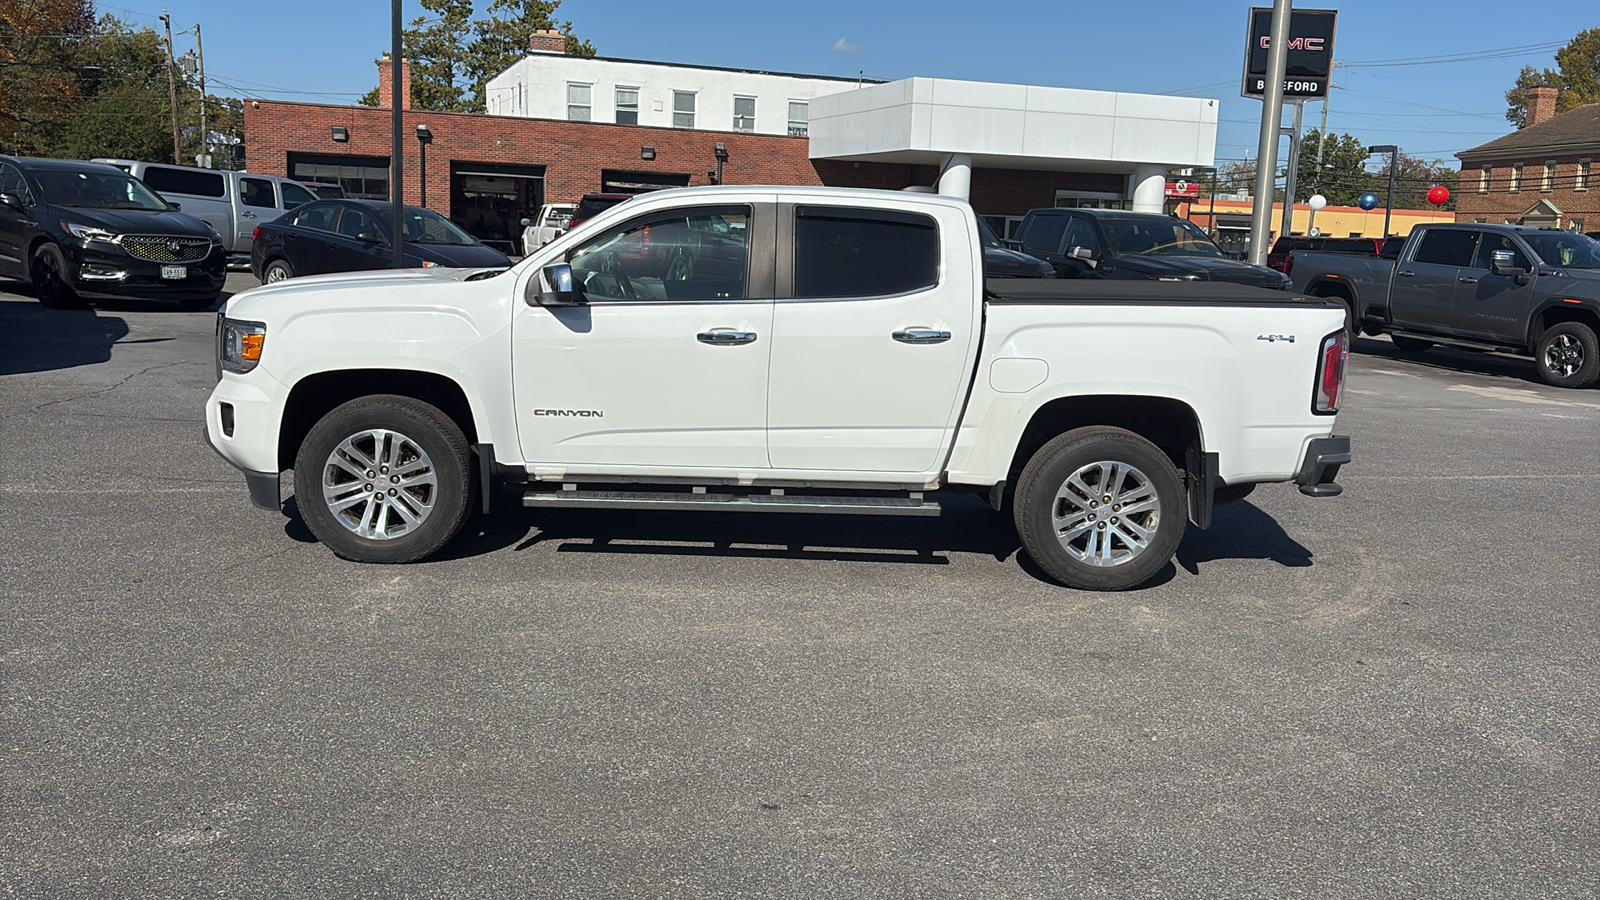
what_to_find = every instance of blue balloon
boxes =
[1358,192,1380,211]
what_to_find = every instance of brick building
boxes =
[243,49,1216,252]
[1455,86,1600,232]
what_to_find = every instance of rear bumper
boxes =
[1295,435,1351,497]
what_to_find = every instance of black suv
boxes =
[1012,207,1291,289]
[0,156,226,309]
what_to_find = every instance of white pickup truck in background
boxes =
[206,186,1351,590]
[520,202,576,256]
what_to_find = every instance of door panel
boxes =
[766,200,979,473]
[1391,229,1477,333]
[1453,231,1537,342]
[512,202,773,469]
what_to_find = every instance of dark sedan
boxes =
[251,199,511,282]
[0,155,226,308]
[978,217,1054,278]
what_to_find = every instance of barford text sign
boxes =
[1241,7,1337,100]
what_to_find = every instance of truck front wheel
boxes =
[293,395,476,563]
[1013,426,1186,591]
[1535,321,1600,389]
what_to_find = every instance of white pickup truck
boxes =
[206,186,1351,590]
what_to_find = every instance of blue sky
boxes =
[113,0,1595,169]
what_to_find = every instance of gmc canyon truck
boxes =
[1289,223,1600,388]
[206,186,1351,591]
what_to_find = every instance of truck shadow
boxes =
[279,489,1316,589]
[0,292,130,376]
[1353,336,1548,387]
[1175,499,1313,574]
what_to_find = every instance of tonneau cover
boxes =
[985,278,1333,307]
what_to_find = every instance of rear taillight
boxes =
[1313,330,1348,414]
[1283,254,1294,278]
[252,226,260,242]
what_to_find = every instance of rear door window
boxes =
[1412,229,1478,267]
[240,177,276,209]
[794,205,939,298]
[293,204,337,232]
[140,165,226,198]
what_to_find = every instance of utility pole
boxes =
[160,10,182,165]
[195,24,208,168]
[1248,0,1293,266]
[390,0,405,269]
[1306,93,1330,235]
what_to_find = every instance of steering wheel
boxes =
[597,250,637,300]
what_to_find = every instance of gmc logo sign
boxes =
[1258,36,1327,52]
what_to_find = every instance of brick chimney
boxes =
[528,28,566,55]
[376,54,411,110]
[1527,84,1558,128]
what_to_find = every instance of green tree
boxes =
[0,0,98,154]
[1294,129,1371,207]
[1505,28,1600,127]
[48,20,173,161]
[360,0,594,113]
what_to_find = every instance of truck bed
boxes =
[985,279,1336,307]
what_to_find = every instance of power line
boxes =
[1341,41,1566,69]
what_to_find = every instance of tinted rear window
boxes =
[576,196,626,219]
[1413,230,1478,267]
[140,166,226,198]
[794,205,939,299]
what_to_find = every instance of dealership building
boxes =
[243,31,1220,252]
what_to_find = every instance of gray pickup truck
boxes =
[1289,223,1600,388]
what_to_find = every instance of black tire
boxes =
[293,395,476,563]
[179,293,222,310]
[1013,426,1186,591]
[31,243,81,309]
[1391,335,1432,353]
[262,259,294,284]
[1535,321,1600,389]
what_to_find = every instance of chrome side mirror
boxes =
[1067,245,1098,268]
[528,262,582,307]
[519,217,531,227]
[1490,249,1529,284]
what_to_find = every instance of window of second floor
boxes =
[1510,162,1523,192]
[673,91,696,128]
[1543,160,1555,192]
[1579,160,1591,192]
[567,83,591,122]
[615,87,639,125]
[787,100,809,137]
[733,96,756,132]
[1480,165,1491,193]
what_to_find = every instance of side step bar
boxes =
[523,487,941,517]
[1387,330,1513,354]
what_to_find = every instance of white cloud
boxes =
[832,37,862,54]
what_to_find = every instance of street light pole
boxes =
[1368,144,1399,237]
[416,125,433,207]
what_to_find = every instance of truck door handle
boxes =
[241,210,257,218]
[697,329,757,345]
[893,327,952,344]
[1397,270,1415,277]
[1458,276,1479,283]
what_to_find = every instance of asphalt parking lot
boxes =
[3,273,1597,897]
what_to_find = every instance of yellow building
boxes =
[1179,198,1454,258]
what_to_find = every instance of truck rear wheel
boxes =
[1390,335,1432,353]
[1013,426,1185,591]
[1535,321,1600,389]
[292,395,476,563]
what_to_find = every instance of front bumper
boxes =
[206,371,288,512]
[64,241,227,301]
[1295,435,1351,497]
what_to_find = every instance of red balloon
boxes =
[1427,185,1450,206]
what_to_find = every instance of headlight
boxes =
[63,222,119,245]
[219,317,267,374]
[204,222,223,244]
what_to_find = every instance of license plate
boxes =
[161,265,186,280]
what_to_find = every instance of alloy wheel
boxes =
[1543,334,1584,378]
[321,428,438,540]
[1051,460,1162,567]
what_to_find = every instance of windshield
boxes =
[1099,215,1225,258]
[33,169,168,211]
[1522,232,1600,269]
[402,207,477,245]
[975,217,1004,249]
